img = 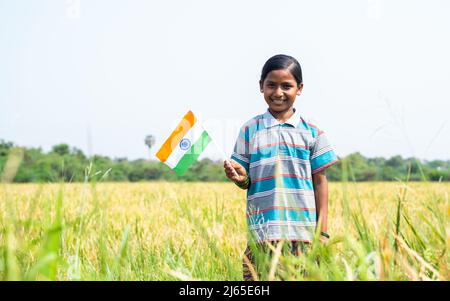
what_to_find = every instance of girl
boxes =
[223,54,338,281]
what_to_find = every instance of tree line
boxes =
[1,139,449,183]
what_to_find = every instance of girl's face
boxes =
[260,69,303,114]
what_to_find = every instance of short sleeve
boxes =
[231,125,250,174]
[309,127,339,174]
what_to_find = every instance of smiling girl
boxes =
[223,54,338,281]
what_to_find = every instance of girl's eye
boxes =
[282,85,292,90]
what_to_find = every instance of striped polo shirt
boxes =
[231,108,338,243]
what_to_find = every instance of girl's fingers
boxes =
[224,165,236,179]
[224,160,241,181]
[225,168,233,176]
[227,173,239,182]
[224,160,239,176]
[224,161,232,170]
[224,165,234,174]
[224,167,239,180]
[230,161,246,176]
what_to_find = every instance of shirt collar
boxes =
[262,108,301,128]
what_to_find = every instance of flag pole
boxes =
[209,133,240,178]
[193,109,239,179]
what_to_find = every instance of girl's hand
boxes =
[223,160,247,183]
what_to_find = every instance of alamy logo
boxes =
[179,138,191,150]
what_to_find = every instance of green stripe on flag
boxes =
[173,131,211,176]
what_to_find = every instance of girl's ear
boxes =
[297,83,304,95]
[259,80,263,92]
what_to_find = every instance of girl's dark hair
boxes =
[260,54,303,86]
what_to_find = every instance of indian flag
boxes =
[156,110,212,176]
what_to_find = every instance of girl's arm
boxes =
[312,170,329,241]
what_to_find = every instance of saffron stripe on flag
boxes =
[156,111,197,163]
[173,131,211,175]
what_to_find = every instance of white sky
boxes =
[1,0,449,161]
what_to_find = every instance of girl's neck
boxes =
[268,107,295,123]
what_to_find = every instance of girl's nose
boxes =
[274,87,283,97]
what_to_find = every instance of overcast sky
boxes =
[1,0,449,161]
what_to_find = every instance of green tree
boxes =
[51,144,70,156]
